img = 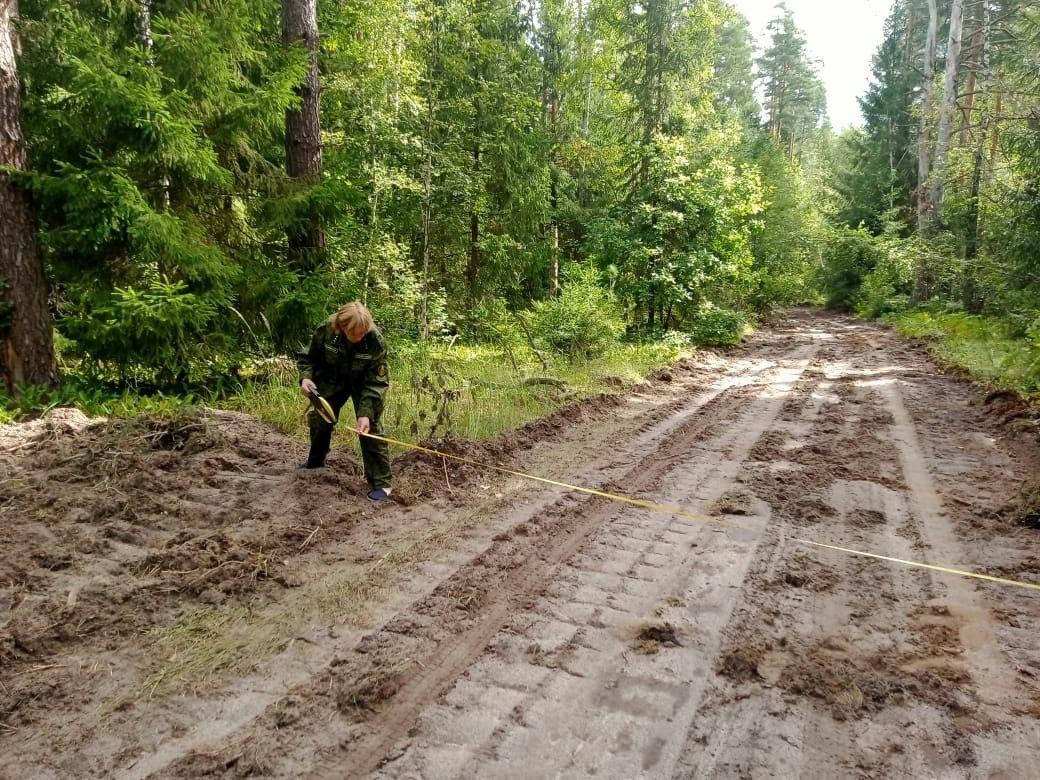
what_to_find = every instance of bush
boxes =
[818,226,885,311]
[686,304,747,346]
[857,236,916,318]
[62,276,228,385]
[529,265,625,359]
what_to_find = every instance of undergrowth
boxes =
[881,310,1040,396]
[3,337,691,442]
[226,339,691,454]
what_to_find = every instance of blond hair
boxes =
[330,301,374,339]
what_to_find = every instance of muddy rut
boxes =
[2,311,1038,778]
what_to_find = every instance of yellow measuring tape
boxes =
[354,430,1040,593]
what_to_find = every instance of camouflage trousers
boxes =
[306,389,392,488]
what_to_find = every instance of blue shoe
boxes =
[367,487,392,503]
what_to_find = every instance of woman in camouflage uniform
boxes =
[298,302,392,502]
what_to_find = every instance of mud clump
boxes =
[779,554,840,592]
[710,489,756,517]
[848,508,888,528]
[334,662,406,713]
[716,647,766,682]
[1001,477,1040,529]
[635,623,683,655]
[169,744,274,779]
[779,652,906,721]
[983,389,1029,425]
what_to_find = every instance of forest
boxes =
[5,3,1040,772]
[1,0,1039,432]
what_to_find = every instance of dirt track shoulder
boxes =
[2,310,1038,778]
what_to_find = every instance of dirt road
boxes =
[2,310,1039,778]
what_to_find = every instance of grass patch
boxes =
[2,337,688,445]
[882,310,1040,395]
[225,339,691,452]
[144,502,502,693]
[145,605,290,695]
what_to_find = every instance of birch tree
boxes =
[916,0,938,233]
[927,0,965,226]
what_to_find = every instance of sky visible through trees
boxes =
[0,0,1039,403]
[733,0,890,128]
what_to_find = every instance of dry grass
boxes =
[143,501,503,694]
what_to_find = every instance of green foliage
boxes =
[748,137,830,308]
[18,0,305,381]
[686,304,748,346]
[9,0,836,409]
[884,310,1040,395]
[529,266,625,358]
[829,0,1040,399]
[757,4,826,154]
[857,245,913,318]
[228,335,691,447]
[1,375,202,422]
[818,226,885,311]
[64,277,225,383]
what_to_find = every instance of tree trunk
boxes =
[988,92,1002,178]
[419,14,437,342]
[962,0,990,313]
[138,0,171,210]
[467,142,480,302]
[363,154,380,305]
[916,0,938,236]
[282,0,325,269]
[962,120,987,313]
[419,132,432,341]
[467,92,480,304]
[958,0,986,147]
[0,0,59,394]
[927,0,965,228]
[549,169,559,296]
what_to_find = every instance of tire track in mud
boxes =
[147,343,803,778]
[362,347,820,778]
[161,341,820,779]
[681,324,1040,778]
[10,312,1038,779]
[4,347,772,779]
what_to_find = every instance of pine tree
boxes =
[283,0,326,269]
[0,0,58,393]
[17,0,307,381]
[757,4,826,155]
[714,7,759,130]
[842,1,919,232]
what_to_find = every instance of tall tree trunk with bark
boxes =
[961,0,990,313]
[928,0,965,227]
[419,10,439,342]
[0,0,58,394]
[467,139,480,301]
[958,0,985,147]
[282,0,325,269]
[962,119,987,313]
[916,0,938,235]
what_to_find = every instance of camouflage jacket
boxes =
[298,324,390,419]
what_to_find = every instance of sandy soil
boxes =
[1,310,1038,778]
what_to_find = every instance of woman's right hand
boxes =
[300,378,317,397]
